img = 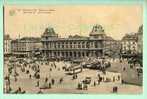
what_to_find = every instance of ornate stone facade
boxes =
[121,33,138,55]
[11,37,41,57]
[41,25,105,59]
[4,34,12,56]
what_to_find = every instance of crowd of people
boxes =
[4,56,142,94]
[4,57,69,94]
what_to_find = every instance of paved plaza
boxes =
[4,58,142,94]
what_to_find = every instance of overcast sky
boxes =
[4,5,143,40]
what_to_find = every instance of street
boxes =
[4,58,142,94]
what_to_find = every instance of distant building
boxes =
[41,25,105,59]
[137,25,143,54]
[121,33,138,55]
[11,37,41,58]
[4,34,12,56]
[104,36,121,57]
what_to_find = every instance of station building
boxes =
[41,24,106,59]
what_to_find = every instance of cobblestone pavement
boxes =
[4,59,142,94]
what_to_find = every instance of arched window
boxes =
[82,42,85,48]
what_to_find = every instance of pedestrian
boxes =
[36,80,39,87]
[118,75,120,81]
[98,77,102,85]
[94,81,96,86]
[76,74,78,79]
[45,77,48,83]
[122,80,124,84]
[18,87,22,93]
[113,86,118,93]
[77,83,81,90]
[59,78,63,84]
[130,64,133,69]
[26,70,29,74]
[48,82,52,89]
[54,64,56,69]
[123,67,126,71]
[113,76,115,82]
[29,74,32,79]
[51,78,55,85]
[37,65,39,70]
[97,74,100,78]
[72,75,74,80]
[37,69,40,73]
[51,63,53,67]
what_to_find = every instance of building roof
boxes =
[68,35,88,39]
[4,34,11,40]
[41,33,106,41]
[12,37,41,43]
[42,27,58,37]
[122,33,137,41]
[90,24,105,36]
[105,36,114,41]
[21,37,41,41]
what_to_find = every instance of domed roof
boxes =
[42,26,58,37]
[44,27,55,34]
[90,24,105,36]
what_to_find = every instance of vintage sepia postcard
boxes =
[3,2,143,94]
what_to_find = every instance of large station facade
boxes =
[41,25,106,59]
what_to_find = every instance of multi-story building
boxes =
[11,37,41,58]
[4,34,12,56]
[137,25,143,54]
[104,36,121,57]
[121,33,138,55]
[41,25,106,59]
